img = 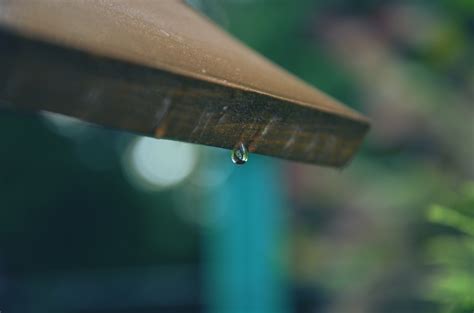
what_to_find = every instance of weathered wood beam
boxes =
[0,0,369,166]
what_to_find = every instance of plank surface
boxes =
[0,0,369,166]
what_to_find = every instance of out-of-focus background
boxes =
[0,0,473,312]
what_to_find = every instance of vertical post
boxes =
[205,155,289,313]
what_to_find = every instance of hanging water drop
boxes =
[231,142,249,165]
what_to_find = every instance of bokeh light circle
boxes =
[127,137,197,190]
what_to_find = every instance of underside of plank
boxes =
[0,0,369,166]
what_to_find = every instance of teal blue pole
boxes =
[205,155,289,313]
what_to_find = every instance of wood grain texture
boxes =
[0,0,369,166]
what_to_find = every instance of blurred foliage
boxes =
[425,183,474,313]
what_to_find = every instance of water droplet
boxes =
[231,143,248,165]
[159,29,170,37]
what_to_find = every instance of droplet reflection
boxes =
[231,143,249,165]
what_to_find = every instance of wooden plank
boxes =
[0,0,369,166]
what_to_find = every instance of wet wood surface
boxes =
[0,0,369,166]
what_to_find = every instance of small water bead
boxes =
[231,143,249,165]
[159,29,170,37]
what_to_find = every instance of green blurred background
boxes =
[0,0,473,312]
